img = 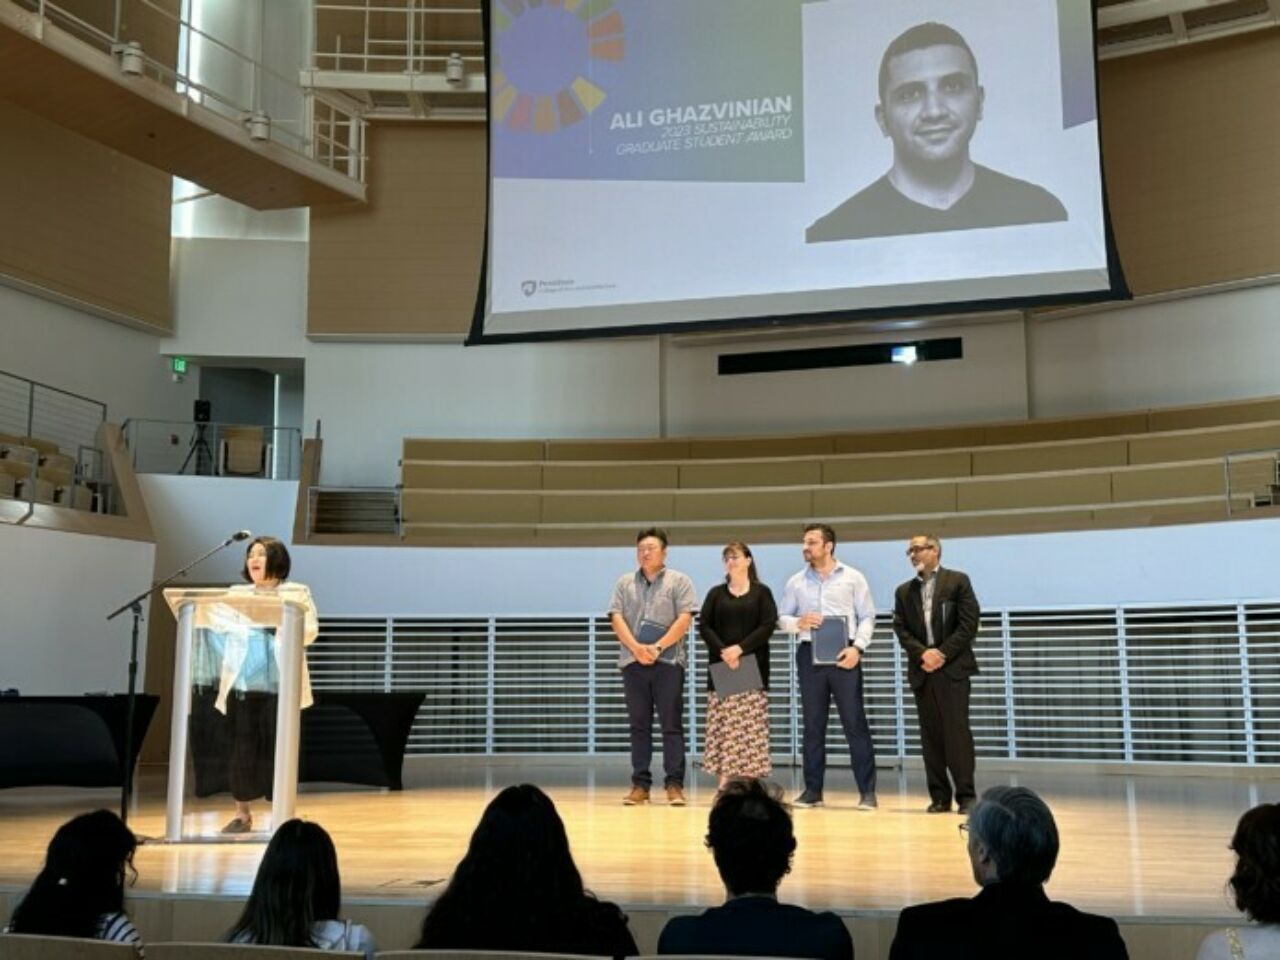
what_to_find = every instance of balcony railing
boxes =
[123,419,302,481]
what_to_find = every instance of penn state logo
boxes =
[521,280,537,297]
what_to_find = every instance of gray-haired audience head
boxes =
[965,785,1060,887]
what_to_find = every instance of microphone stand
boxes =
[106,534,247,827]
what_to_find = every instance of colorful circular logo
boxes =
[492,0,625,133]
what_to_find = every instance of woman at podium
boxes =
[216,535,318,834]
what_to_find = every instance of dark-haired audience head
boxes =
[243,535,291,585]
[226,818,342,947]
[1228,802,1280,923]
[722,541,760,584]
[416,784,596,949]
[706,780,797,896]
[965,786,1059,887]
[8,809,137,939]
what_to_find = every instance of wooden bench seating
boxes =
[389,396,1280,546]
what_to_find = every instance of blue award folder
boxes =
[637,620,680,664]
[709,653,764,697]
[811,618,849,665]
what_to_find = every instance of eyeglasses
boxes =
[957,822,970,839]
[637,545,663,554]
[723,554,744,562]
[906,545,937,556]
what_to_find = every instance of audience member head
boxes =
[965,785,1059,887]
[9,809,137,939]
[416,784,596,948]
[226,818,342,947]
[705,780,796,896]
[1228,803,1280,923]
[242,535,291,585]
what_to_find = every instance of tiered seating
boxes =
[396,397,1280,545]
[0,432,95,510]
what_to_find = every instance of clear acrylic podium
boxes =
[162,587,308,842]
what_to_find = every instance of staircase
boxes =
[309,487,399,535]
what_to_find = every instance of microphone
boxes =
[228,530,252,544]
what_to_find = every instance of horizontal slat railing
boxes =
[307,601,1280,767]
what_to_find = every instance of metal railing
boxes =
[309,600,1280,766]
[15,0,367,183]
[122,419,302,480]
[1225,448,1280,515]
[312,1,484,75]
[0,369,110,516]
[0,369,106,465]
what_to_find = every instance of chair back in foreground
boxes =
[379,952,611,960]
[0,933,140,959]
[147,944,358,960]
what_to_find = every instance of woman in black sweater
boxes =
[699,541,778,788]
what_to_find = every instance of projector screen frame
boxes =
[467,0,1129,347]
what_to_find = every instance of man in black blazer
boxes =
[658,780,852,960]
[892,534,980,813]
[889,786,1129,959]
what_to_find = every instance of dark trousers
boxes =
[796,643,876,796]
[227,691,277,802]
[913,673,975,806]
[622,661,686,788]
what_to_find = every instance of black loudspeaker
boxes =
[193,399,212,423]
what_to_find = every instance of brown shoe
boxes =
[665,784,686,806]
[623,785,650,806]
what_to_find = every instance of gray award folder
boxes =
[710,653,763,697]
[637,620,680,663]
[811,618,849,665]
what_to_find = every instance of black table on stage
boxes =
[0,695,158,788]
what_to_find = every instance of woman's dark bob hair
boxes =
[242,536,291,584]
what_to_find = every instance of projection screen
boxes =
[470,0,1127,344]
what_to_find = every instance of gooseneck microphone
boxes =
[228,529,253,544]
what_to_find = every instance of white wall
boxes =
[164,239,308,360]
[0,524,156,693]
[303,338,663,486]
[126,477,1280,617]
[664,319,1028,436]
[138,475,299,584]
[0,282,195,425]
[1028,283,1280,416]
[163,237,1280,486]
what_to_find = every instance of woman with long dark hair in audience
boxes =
[699,541,778,790]
[225,819,374,957]
[4,809,143,954]
[1197,802,1280,960]
[416,784,638,958]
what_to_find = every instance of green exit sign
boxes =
[171,357,188,375]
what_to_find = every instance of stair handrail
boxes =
[1223,446,1280,516]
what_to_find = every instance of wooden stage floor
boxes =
[0,759,1271,922]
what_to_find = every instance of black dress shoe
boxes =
[957,800,975,815]
[926,802,951,814]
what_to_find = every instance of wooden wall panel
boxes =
[0,99,172,331]
[1099,31,1280,295]
[308,123,485,338]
